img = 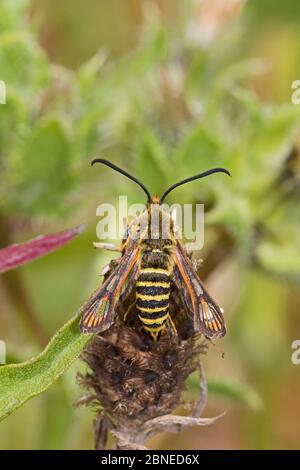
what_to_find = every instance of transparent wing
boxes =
[173,241,226,338]
[80,241,140,333]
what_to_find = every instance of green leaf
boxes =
[187,372,263,412]
[135,126,168,194]
[207,378,263,412]
[14,120,72,215]
[0,315,92,422]
[174,126,221,172]
[0,91,26,154]
[248,106,300,174]
[207,190,254,257]
[256,239,300,284]
[0,0,29,32]
[38,381,74,450]
[77,23,168,105]
[0,32,50,91]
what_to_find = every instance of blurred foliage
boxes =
[188,371,263,412]
[0,0,300,450]
[0,314,90,421]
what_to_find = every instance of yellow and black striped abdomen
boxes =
[136,268,170,341]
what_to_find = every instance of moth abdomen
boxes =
[136,267,171,341]
[136,296,169,310]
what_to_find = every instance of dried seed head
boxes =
[79,319,206,429]
[78,259,213,449]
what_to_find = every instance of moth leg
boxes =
[192,258,203,271]
[101,258,121,276]
[123,300,136,323]
[93,242,122,252]
[100,263,110,276]
[166,315,178,337]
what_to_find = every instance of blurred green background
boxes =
[0,0,300,449]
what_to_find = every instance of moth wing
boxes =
[80,242,140,333]
[173,241,226,338]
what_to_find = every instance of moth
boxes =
[80,159,230,341]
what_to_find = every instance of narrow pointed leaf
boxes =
[0,224,85,274]
[0,314,92,421]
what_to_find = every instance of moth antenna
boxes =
[91,158,152,202]
[160,167,231,202]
